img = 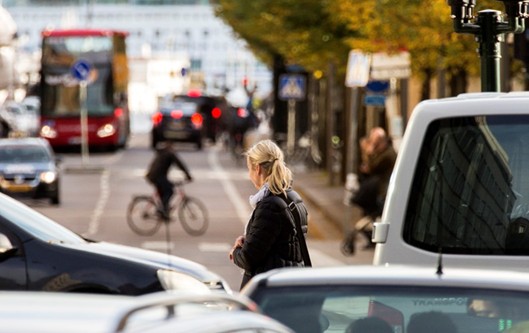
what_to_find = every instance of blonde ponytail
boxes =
[245,139,292,195]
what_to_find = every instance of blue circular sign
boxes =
[71,59,92,81]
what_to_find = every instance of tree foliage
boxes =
[213,0,353,76]
[213,0,514,83]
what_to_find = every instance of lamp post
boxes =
[447,0,529,92]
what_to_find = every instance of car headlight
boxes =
[157,269,210,293]
[40,171,57,184]
[97,124,116,138]
[40,125,57,139]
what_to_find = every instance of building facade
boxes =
[4,1,272,99]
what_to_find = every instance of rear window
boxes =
[404,115,529,255]
[253,285,529,333]
[160,102,198,116]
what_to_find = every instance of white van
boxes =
[373,92,529,270]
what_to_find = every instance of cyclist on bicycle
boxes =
[146,141,193,220]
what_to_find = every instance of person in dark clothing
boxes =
[145,141,192,220]
[229,139,309,289]
[354,127,397,218]
[347,127,397,251]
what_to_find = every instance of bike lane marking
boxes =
[207,147,251,226]
[83,168,110,237]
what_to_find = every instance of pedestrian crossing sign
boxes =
[279,74,306,101]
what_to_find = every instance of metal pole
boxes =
[347,87,359,174]
[80,81,89,165]
[287,99,296,157]
[478,10,502,92]
[448,1,527,93]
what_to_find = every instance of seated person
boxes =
[407,311,458,333]
[346,316,392,333]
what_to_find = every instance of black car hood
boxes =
[66,240,224,285]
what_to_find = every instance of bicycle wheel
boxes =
[127,196,162,236]
[178,196,209,236]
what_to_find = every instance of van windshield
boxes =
[404,115,529,255]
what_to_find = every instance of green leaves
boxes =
[214,0,516,88]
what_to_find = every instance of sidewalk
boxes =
[292,167,375,264]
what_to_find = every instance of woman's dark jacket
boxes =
[233,189,308,288]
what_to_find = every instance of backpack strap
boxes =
[271,193,312,267]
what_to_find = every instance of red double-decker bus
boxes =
[39,29,130,151]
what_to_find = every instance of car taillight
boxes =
[187,89,201,97]
[114,107,123,118]
[237,107,248,118]
[152,112,163,125]
[171,110,183,119]
[191,113,203,128]
[211,107,222,119]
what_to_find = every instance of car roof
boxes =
[243,265,529,293]
[0,137,51,149]
[413,91,529,118]
[140,311,295,333]
[0,291,134,333]
[0,291,262,333]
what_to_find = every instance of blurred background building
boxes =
[1,0,272,109]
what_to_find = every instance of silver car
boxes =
[242,265,529,333]
[0,291,293,333]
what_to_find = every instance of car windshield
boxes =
[253,285,529,333]
[405,115,529,255]
[0,146,50,163]
[1,194,85,244]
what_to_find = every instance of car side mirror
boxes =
[0,234,13,253]
[0,234,17,260]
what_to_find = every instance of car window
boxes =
[0,146,50,163]
[404,115,529,255]
[0,194,85,244]
[253,285,529,333]
[160,102,197,116]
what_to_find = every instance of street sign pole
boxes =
[79,80,89,165]
[278,74,306,160]
[71,59,92,166]
[287,99,296,157]
[345,50,371,174]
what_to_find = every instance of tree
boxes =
[214,0,508,98]
[213,0,354,76]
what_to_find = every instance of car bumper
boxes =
[0,179,58,199]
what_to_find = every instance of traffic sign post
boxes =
[71,60,92,166]
[278,74,306,157]
[344,50,371,175]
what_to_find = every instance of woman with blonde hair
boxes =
[229,139,309,289]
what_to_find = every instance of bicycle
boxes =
[127,180,209,237]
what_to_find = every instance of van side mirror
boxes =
[372,222,389,243]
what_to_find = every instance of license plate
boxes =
[169,122,185,130]
[164,131,189,139]
[68,137,82,144]
[4,184,32,192]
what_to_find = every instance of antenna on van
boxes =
[436,247,444,276]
